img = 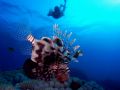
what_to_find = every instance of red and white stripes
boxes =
[27,34,35,44]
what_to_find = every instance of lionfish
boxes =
[23,24,83,83]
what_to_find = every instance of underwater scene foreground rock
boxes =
[0,70,104,90]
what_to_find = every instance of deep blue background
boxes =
[0,0,120,90]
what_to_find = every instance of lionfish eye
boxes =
[42,38,51,44]
[54,38,63,47]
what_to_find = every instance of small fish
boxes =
[8,47,15,52]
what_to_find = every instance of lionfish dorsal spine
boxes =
[27,34,35,44]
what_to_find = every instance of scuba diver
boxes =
[48,0,66,19]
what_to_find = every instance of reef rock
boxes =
[0,69,104,90]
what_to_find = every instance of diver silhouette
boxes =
[48,0,66,19]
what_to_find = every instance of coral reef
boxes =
[0,69,29,85]
[78,81,104,90]
[0,69,104,90]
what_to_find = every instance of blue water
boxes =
[0,0,120,90]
